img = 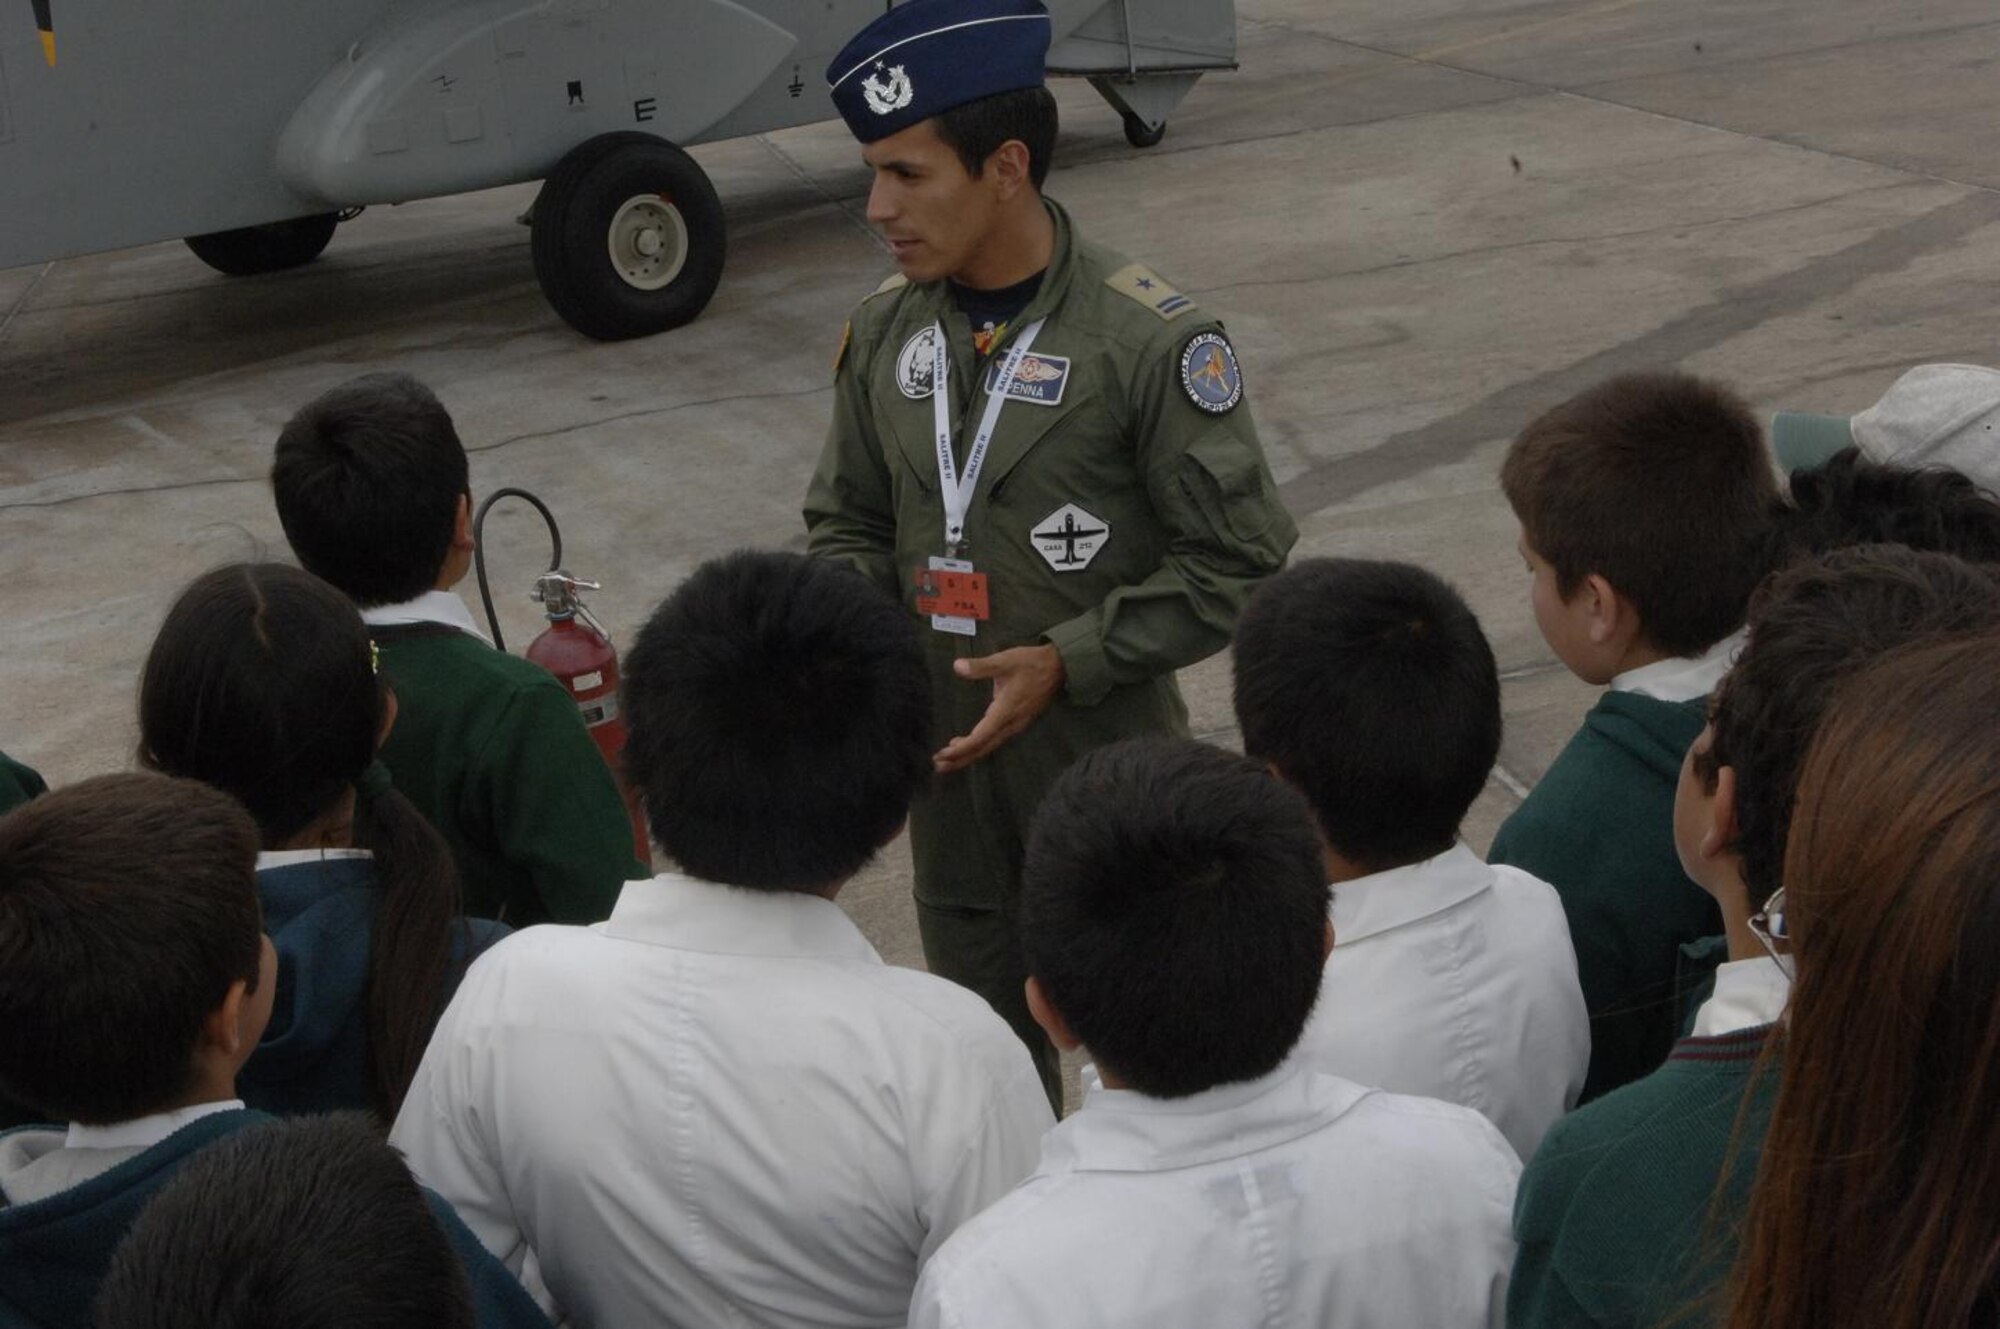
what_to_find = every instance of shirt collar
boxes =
[1330,843,1492,945]
[1041,1064,1365,1174]
[599,870,883,964]
[1691,955,1793,1037]
[359,590,491,646]
[256,848,373,869]
[66,1099,245,1150]
[1610,627,1746,702]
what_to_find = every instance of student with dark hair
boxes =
[1720,632,2000,1329]
[139,563,508,1122]
[1492,371,1779,1101]
[1232,558,1587,1160]
[1508,546,2000,1329]
[0,774,548,1329]
[95,1113,475,1329]
[911,738,1520,1329]
[1771,446,2000,566]
[393,550,1052,1329]
[271,371,643,927]
[806,0,1296,1109]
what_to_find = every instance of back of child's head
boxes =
[1695,544,2000,907]
[620,550,931,891]
[1019,738,1328,1099]
[1233,558,1498,871]
[1501,371,1779,656]
[93,1112,473,1329]
[270,373,469,609]
[1774,449,2000,567]
[0,773,262,1124]
[139,562,466,1119]
[140,564,378,842]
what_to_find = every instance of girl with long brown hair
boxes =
[140,563,507,1122]
[1722,629,2000,1329]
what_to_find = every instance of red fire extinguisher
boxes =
[524,570,651,867]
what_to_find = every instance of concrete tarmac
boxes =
[6,0,2000,1102]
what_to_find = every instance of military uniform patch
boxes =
[984,351,1070,406]
[1179,332,1243,414]
[833,320,852,377]
[1031,503,1110,572]
[896,326,939,398]
[1105,263,1195,321]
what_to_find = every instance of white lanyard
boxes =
[931,316,1045,556]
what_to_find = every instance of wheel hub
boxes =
[607,193,689,291]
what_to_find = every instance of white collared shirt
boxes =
[64,1099,244,1151]
[1291,844,1588,1161]
[256,848,371,869]
[359,589,493,646]
[1690,955,1792,1037]
[1609,627,1746,702]
[909,1065,1519,1329]
[391,871,1053,1329]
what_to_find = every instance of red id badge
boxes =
[916,557,991,636]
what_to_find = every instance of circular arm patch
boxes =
[1180,332,1244,414]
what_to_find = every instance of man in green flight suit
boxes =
[805,0,1297,1107]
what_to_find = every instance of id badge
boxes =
[916,556,991,637]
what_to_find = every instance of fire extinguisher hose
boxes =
[471,487,562,653]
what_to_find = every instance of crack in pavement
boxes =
[1276,190,2000,517]
[0,382,837,515]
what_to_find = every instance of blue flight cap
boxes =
[827,0,1052,143]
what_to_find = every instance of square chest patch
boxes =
[985,352,1071,407]
[1031,503,1110,572]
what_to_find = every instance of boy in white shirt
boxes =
[392,550,1054,1329]
[909,738,1520,1329]
[1231,557,1588,1160]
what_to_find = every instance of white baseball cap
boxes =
[1771,364,2000,490]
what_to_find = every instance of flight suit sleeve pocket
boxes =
[1176,430,1281,546]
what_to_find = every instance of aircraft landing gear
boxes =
[1121,111,1167,148]
[184,213,340,276]
[531,132,727,342]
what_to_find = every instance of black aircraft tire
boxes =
[184,213,340,276]
[532,132,726,341]
[1122,112,1167,149]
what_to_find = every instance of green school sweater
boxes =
[0,750,46,817]
[372,626,645,927]
[1510,1026,1778,1329]
[1490,691,1719,1102]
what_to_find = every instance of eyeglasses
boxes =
[1747,887,1794,979]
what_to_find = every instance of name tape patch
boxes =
[984,351,1070,407]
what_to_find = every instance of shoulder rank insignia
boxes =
[1105,263,1195,320]
[867,272,910,301]
[833,320,852,377]
[1180,331,1243,414]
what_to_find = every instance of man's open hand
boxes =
[933,644,1066,773]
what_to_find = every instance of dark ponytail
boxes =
[351,782,463,1116]
[139,563,467,1121]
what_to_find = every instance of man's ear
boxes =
[986,139,1034,202]
[1702,764,1742,859]
[1025,976,1083,1052]
[450,492,475,552]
